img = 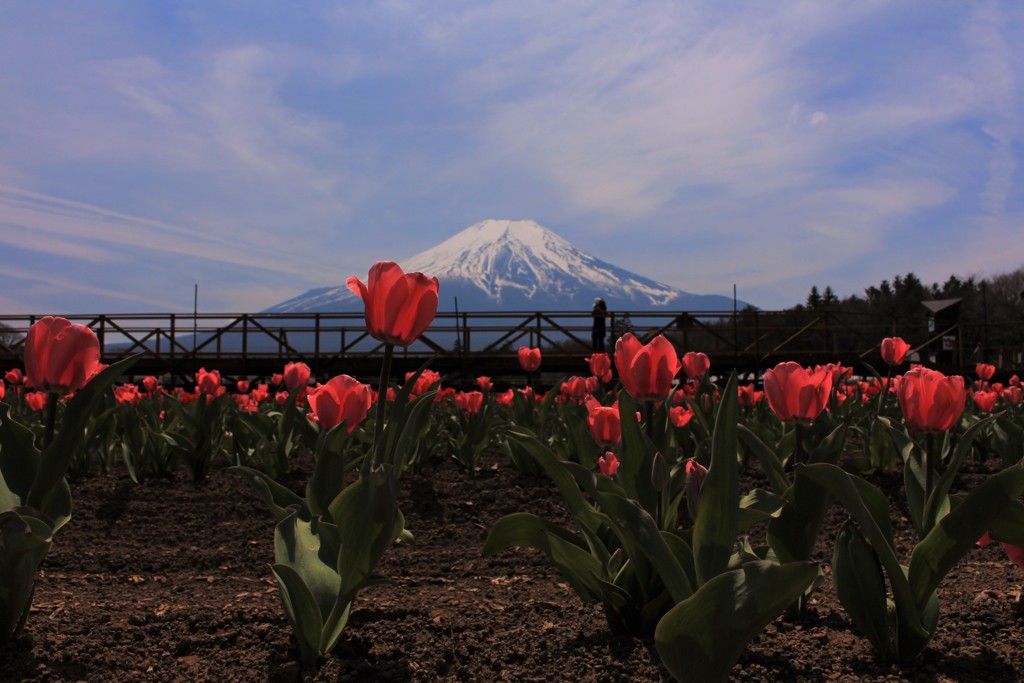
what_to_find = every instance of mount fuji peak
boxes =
[266,219,740,313]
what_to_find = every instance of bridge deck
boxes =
[0,309,1018,386]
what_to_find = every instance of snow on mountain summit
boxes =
[266,219,738,313]
[402,219,678,306]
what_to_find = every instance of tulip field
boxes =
[2,263,1024,682]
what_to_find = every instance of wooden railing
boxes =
[0,310,1020,384]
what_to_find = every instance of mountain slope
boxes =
[266,219,741,312]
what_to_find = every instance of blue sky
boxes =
[1,1,1021,314]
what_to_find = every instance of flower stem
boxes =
[875,367,892,417]
[924,431,936,506]
[43,392,58,451]
[644,401,655,442]
[793,423,804,468]
[365,342,394,476]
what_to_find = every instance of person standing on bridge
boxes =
[591,297,609,352]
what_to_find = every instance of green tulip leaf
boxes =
[504,429,603,535]
[796,463,931,653]
[654,560,818,683]
[271,562,326,668]
[273,506,341,622]
[832,520,896,662]
[921,415,997,535]
[984,498,1024,546]
[329,469,405,599]
[908,464,1024,607]
[231,465,307,522]
[615,390,658,512]
[737,425,789,495]
[483,511,605,601]
[0,402,41,511]
[0,509,54,645]
[693,371,739,586]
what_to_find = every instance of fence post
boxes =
[242,315,249,376]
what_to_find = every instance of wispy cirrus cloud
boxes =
[0,1,1020,313]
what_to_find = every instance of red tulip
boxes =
[598,451,619,477]
[142,376,160,394]
[518,347,542,372]
[236,380,250,394]
[307,374,373,433]
[613,333,681,402]
[25,391,48,411]
[347,261,439,347]
[976,363,996,381]
[283,362,311,391]
[763,362,833,425]
[881,337,911,366]
[251,384,270,404]
[972,390,998,413]
[192,368,219,395]
[114,384,142,406]
[476,376,493,392]
[454,390,484,414]
[5,368,22,385]
[669,405,695,428]
[0,380,4,401]
[585,353,613,383]
[896,366,966,432]
[737,384,763,408]
[1002,386,1022,406]
[24,316,101,394]
[403,369,441,397]
[560,376,590,403]
[271,373,284,386]
[585,397,622,448]
[681,352,710,380]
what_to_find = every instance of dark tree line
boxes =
[792,267,1024,365]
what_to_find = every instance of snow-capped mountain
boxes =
[266,219,741,313]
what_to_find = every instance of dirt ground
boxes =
[2,453,1023,682]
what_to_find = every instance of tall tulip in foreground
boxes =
[346,261,439,347]
[1,317,138,645]
[893,366,968,523]
[24,316,101,397]
[763,362,832,427]
[762,361,834,472]
[237,261,439,668]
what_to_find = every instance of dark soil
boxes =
[2,454,1023,682]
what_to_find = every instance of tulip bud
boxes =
[685,459,708,522]
[598,451,619,477]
